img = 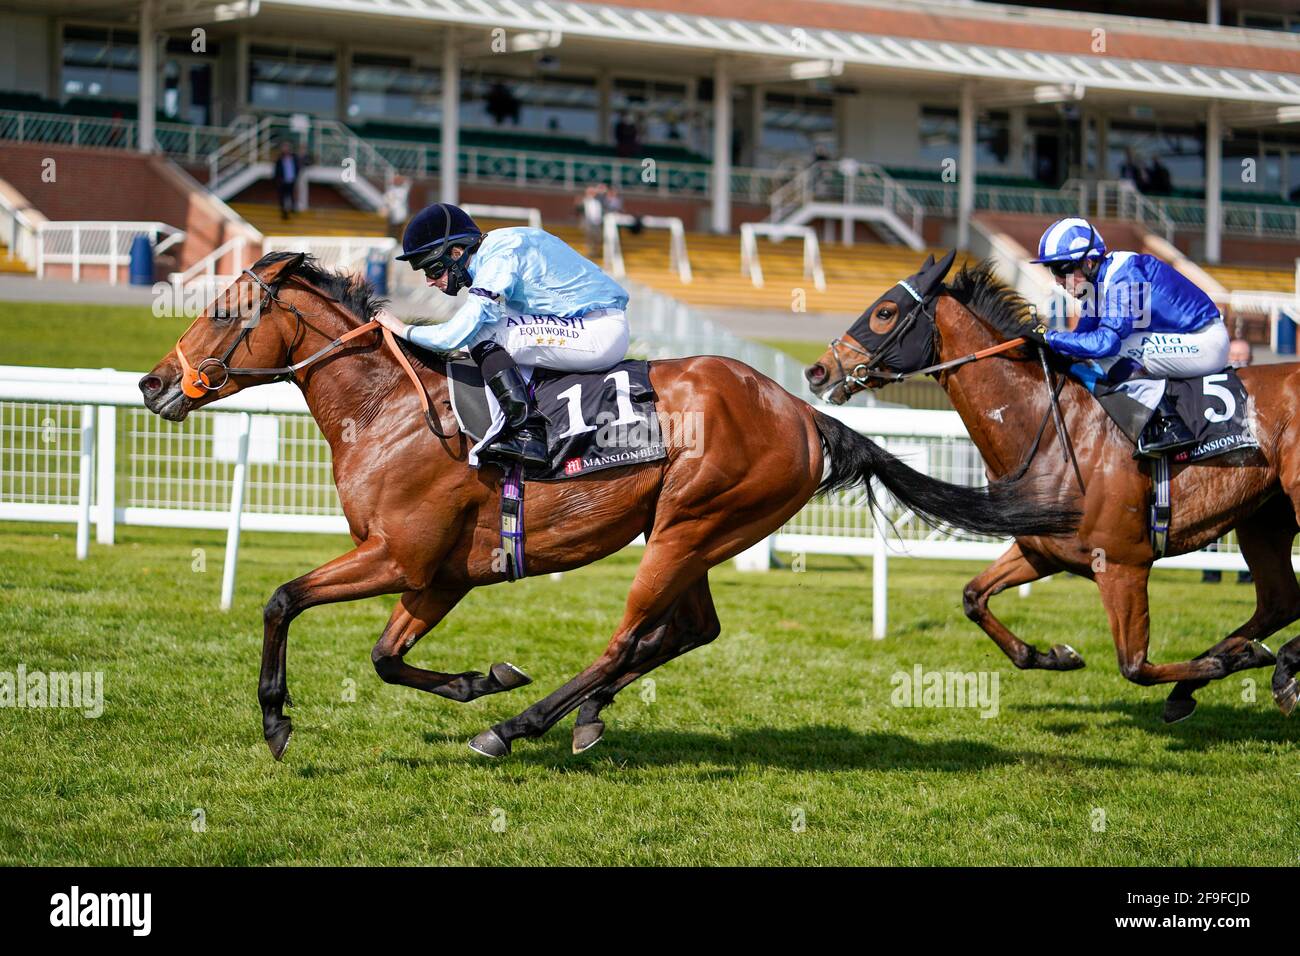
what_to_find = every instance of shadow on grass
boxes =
[428,723,1132,774]
[1014,700,1297,750]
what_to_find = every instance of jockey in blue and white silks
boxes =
[377,202,630,469]
[1032,217,1228,381]
[1031,217,1230,453]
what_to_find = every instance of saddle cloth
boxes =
[446,357,667,480]
[1082,366,1258,463]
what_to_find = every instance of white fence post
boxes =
[220,411,252,612]
[733,535,772,571]
[76,404,94,560]
[872,516,887,639]
[95,403,115,545]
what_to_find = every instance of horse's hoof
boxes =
[1162,697,1197,724]
[265,718,294,761]
[490,662,532,691]
[1049,644,1085,670]
[468,728,511,758]
[572,720,605,754]
[1273,676,1299,717]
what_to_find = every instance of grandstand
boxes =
[2,0,1300,361]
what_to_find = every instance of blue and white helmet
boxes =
[1032,217,1106,264]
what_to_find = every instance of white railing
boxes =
[462,204,542,229]
[1,364,1283,625]
[768,160,924,247]
[261,235,396,274]
[603,213,691,284]
[1096,180,1175,241]
[739,222,826,293]
[36,221,185,284]
[168,235,249,298]
[0,108,228,163]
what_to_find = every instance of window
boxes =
[249,45,337,114]
[461,72,598,137]
[349,53,441,123]
[62,26,138,101]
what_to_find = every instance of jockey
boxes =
[1030,217,1229,453]
[376,202,630,469]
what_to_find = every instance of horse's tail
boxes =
[813,410,1079,539]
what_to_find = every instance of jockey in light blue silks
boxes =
[1031,217,1230,453]
[376,203,630,469]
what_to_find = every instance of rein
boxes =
[174,266,454,439]
[829,299,1086,494]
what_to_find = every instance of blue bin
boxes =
[128,234,154,285]
[1278,312,1297,356]
[365,252,389,296]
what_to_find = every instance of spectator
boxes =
[614,112,639,158]
[1119,148,1146,192]
[486,82,521,126]
[1145,157,1172,195]
[273,141,305,220]
[1203,336,1254,584]
[576,184,608,258]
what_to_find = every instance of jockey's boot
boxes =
[472,342,549,471]
[1137,398,1196,457]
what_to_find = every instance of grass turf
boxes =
[1,520,1294,866]
[1,298,1294,865]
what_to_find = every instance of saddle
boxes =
[1073,363,1259,557]
[446,357,667,480]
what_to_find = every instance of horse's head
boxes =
[804,249,955,405]
[139,252,307,421]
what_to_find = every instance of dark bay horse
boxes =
[140,252,1078,759]
[805,253,1300,722]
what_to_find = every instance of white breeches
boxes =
[1102,319,1229,379]
[468,307,629,373]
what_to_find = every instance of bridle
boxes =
[174,265,455,439]
[825,290,1085,494]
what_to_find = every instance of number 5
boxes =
[1202,373,1235,424]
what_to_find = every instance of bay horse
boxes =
[139,252,1078,759]
[805,252,1300,722]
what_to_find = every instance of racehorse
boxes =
[139,251,1079,759]
[804,252,1300,722]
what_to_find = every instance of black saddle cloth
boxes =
[446,358,667,480]
[1090,368,1258,463]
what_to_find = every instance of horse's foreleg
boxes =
[1167,499,1296,720]
[260,537,405,760]
[1098,564,1270,716]
[571,577,721,753]
[370,586,532,702]
[963,542,1081,671]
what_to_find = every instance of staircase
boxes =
[768,161,925,251]
[0,240,32,274]
[209,115,397,212]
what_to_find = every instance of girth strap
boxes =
[1150,454,1172,558]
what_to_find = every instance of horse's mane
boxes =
[255,250,389,322]
[942,259,1039,340]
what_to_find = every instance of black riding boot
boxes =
[471,342,548,470]
[1137,397,1196,457]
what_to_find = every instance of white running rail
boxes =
[739,222,827,293]
[2,365,1282,620]
[603,213,691,284]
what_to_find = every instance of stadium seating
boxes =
[232,202,389,238]
[1201,263,1295,294]
[0,240,31,275]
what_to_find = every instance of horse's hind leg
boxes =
[371,585,532,702]
[1098,564,1274,718]
[963,542,1082,671]
[467,529,717,757]
[1167,497,1298,720]
[571,576,721,753]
